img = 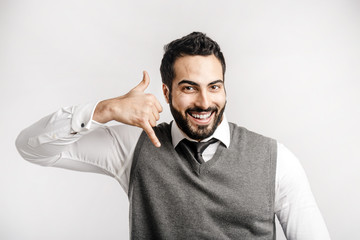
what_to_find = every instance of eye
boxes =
[210,85,221,91]
[182,85,196,92]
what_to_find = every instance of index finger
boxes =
[141,121,161,147]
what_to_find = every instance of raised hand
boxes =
[93,71,163,147]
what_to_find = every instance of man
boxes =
[16,32,330,239]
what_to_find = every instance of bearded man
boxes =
[16,32,330,239]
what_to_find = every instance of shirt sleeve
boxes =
[274,143,331,240]
[15,102,142,192]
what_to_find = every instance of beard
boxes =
[169,96,226,141]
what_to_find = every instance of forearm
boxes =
[15,102,99,166]
[15,101,143,192]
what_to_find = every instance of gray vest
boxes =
[128,122,277,240]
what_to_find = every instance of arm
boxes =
[15,71,163,192]
[275,143,331,240]
[15,102,141,191]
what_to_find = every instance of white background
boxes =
[1,0,359,239]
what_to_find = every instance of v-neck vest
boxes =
[128,122,277,240]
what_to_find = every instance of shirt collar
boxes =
[171,114,230,148]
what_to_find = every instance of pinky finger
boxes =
[141,121,161,148]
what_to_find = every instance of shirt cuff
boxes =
[71,101,102,133]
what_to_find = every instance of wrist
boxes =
[93,99,114,123]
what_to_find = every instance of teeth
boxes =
[191,112,211,119]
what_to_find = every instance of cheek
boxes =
[213,92,226,106]
[172,94,194,110]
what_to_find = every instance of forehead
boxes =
[173,55,223,84]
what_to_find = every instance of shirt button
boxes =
[81,123,85,128]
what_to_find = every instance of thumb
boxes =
[132,71,150,92]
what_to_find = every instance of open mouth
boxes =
[187,110,215,125]
[189,112,212,119]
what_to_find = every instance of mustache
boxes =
[186,106,218,113]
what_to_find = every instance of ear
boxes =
[162,84,170,104]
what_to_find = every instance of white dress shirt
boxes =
[15,102,331,240]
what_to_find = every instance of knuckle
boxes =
[147,93,155,99]
[146,101,154,108]
[148,94,158,103]
[143,98,153,107]
[138,117,147,124]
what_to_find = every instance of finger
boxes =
[152,105,160,121]
[154,97,163,113]
[146,93,163,113]
[148,115,156,127]
[132,70,150,92]
[141,121,161,147]
[147,107,157,127]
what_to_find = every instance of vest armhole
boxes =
[268,138,278,219]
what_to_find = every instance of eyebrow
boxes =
[178,79,223,86]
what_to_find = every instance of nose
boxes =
[195,90,211,110]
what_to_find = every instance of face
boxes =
[163,54,226,141]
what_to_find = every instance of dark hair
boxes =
[160,32,226,90]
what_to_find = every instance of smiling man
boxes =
[16,32,330,239]
[165,54,226,140]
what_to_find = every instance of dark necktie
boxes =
[180,138,218,164]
